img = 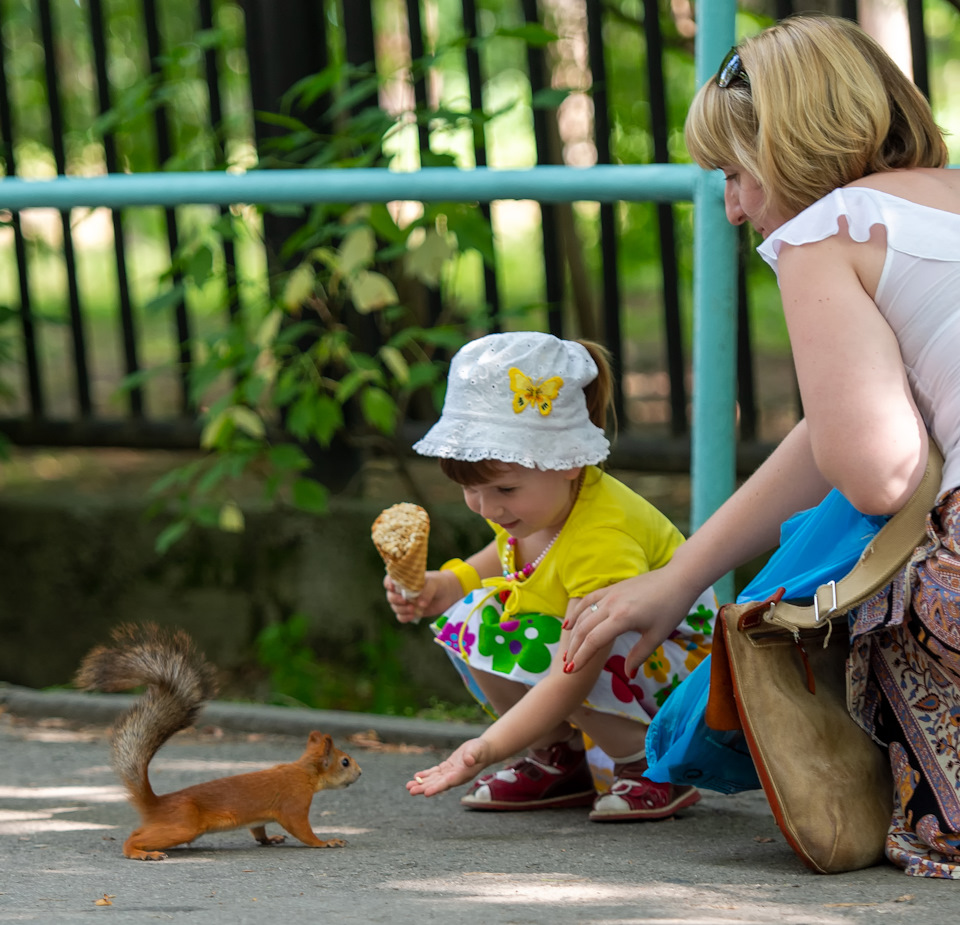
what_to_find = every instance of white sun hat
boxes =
[413,331,611,470]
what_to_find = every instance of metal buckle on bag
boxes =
[813,580,838,625]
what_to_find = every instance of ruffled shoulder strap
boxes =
[757,187,960,275]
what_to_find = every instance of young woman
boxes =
[565,16,960,877]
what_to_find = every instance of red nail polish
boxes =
[563,661,575,674]
[628,666,638,679]
[561,619,569,629]
[562,650,567,662]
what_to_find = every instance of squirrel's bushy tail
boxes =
[75,623,219,806]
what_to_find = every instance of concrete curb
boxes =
[0,683,489,749]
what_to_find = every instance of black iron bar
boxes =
[585,0,624,424]
[38,0,92,416]
[0,4,44,416]
[88,0,144,417]
[461,0,501,331]
[143,0,192,414]
[521,0,563,338]
[643,0,687,436]
[199,0,241,323]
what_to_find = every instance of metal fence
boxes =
[0,0,946,480]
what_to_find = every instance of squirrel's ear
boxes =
[308,730,333,756]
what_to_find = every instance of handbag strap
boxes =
[766,441,944,631]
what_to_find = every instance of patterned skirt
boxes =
[431,585,716,725]
[849,487,960,878]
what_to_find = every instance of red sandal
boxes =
[589,775,700,822]
[461,739,596,811]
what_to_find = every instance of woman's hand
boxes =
[406,737,492,796]
[384,569,462,624]
[564,568,698,678]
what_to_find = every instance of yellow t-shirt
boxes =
[482,466,684,619]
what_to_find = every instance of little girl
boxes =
[384,331,715,821]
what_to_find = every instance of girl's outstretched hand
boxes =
[564,569,697,678]
[406,737,492,797]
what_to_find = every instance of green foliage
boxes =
[104,35,524,550]
[254,614,333,709]
[132,193,477,548]
[254,613,485,720]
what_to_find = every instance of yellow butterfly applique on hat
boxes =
[508,367,564,416]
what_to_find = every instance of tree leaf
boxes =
[360,386,397,434]
[349,270,399,313]
[285,393,316,440]
[404,228,456,287]
[268,443,311,472]
[255,308,283,348]
[532,87,572,110]
[442,206,495,264]
[156,520,190,554]
[335,368,376,403]
[185,242,215,286]
[218,501,245,533]
[406,360,440,391]
[338,226,376,276]
[378,345,409,384]
[367,203,407,245]
[143,283,186,316]
[311,394,344,446]
[229,405,265,439]
[493,24,557,47]
[282,262,316,310]
[292,477,329,513]
[200,409,233,449]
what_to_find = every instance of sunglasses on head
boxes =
[716,47,749,88]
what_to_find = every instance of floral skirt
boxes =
[848,487,960,878]
[431,584,716,786]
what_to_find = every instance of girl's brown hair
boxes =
[439,339,615,487]
[684,15,948,218]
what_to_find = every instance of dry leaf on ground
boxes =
[346,729,430,754]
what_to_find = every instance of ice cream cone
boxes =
[371,503,430,599]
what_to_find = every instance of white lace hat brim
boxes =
[413,413,610,471]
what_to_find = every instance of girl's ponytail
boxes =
[578,340,616,438]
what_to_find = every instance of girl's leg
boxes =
[467,667,575,750]
[569,705,646,759]
[571,706,700,822]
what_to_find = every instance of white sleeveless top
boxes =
[757,187,960,498]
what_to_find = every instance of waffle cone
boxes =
[371,503,430,596]
[382,532,429,594]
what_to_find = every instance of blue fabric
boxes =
[645,655,758,793]
[644,489,888,793]
[735,489,888,604]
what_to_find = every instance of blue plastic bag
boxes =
[644,489,888,793]
[645,654,758,793]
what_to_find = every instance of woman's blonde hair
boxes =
[684,15,948,217]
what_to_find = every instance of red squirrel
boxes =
[75,623,362,861]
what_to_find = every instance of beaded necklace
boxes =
[501,530,561,581]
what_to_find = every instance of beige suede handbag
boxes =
[706,442,943,874]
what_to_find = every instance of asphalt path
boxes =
[0,685,955,924]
